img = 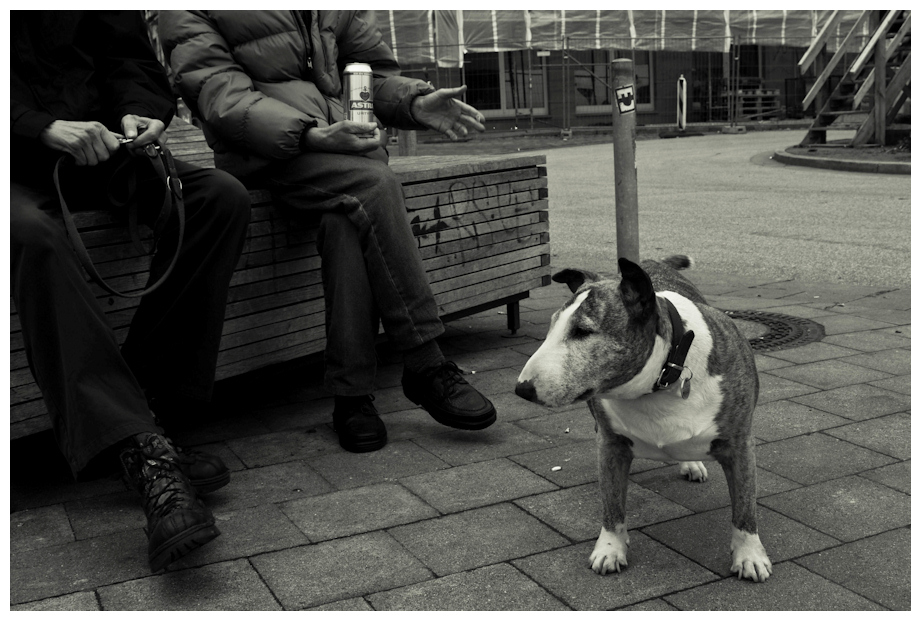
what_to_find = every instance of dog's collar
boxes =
[653,298,695,397]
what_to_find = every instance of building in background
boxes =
[374,10,876,132]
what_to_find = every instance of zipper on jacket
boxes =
[296,11,314,72]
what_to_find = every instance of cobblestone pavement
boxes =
[10,269,910,610]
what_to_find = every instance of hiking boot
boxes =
[402,361,497,430]
[120,433,221,572]
[333,395,388,453]
[174,446,230,495]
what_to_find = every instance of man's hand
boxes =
[410,85,485,141]
[121,115,167,157]
[304,121,381,154]
[39,120,122,166]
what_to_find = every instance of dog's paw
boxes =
[589,525,630,575]
[730,528,772,582]
[679,461,709,482]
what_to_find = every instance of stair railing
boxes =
[852,11,911,109]
[801,11,870,110]
[847,10,902,77]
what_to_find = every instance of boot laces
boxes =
[122,435,194,519]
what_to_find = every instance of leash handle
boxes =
[53,144,185,298]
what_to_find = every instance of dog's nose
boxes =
[515,379,538,402]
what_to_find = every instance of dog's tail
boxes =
[660,254,694,270]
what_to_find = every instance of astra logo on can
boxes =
[343,63,374,122]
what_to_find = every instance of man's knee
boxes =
[197,169,252,227]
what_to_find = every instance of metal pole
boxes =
[610,58,640,263]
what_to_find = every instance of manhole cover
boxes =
[724,310,825,353]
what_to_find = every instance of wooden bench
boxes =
[10,121,551,439]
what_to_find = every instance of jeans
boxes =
[256,150,444,396]
[11,159,251,474]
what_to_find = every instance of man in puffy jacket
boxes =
[11,10,252,571]
[160,10,497,453]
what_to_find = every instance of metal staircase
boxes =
[798,10,910,147]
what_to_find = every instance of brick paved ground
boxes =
[10,269,910,611]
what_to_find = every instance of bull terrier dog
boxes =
[516,255,771,582]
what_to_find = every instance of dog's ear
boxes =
[552,268,600,294]
[617,258,656,323]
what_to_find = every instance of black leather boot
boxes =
[402,361,497,430]
[333,395,388,453]
[120,433,221,572]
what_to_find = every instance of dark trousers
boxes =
[11,159,251,475]
[257,151,444,396]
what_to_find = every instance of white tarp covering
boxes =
[373,10,872,66]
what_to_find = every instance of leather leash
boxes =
[53,143,185,298]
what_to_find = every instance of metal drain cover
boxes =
[724,310,825,353]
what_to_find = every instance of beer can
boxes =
[343,63,374,123]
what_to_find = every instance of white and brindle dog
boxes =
[516,255,772,582]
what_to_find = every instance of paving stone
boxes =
[308,440,449,490]
[10,504,74,553]
[11,591,100,611]
[796,527,910,610]
[410,422,550,467]
[768,359,893,391]
[225,426,340,468]
[279,482,438,542]
[308,597,374,611]
[388,503,569,576]
[186,440,247,472]
[484,390,569,423]
[250,398,336,432]
[447,344,532,373]
[458,366,526,397]
[707,295,790,310]
[841,349,911,375]
[642,505,839,578]
[447,331,536,353]
[760,476,910,542]
[10,529,149,605]
[512,535,717,611]
[368,563,570,611]
[618,598,680,611]
[761,341,860,364]
[823,328,913,352]
[513,408,598,446]
[11,475,125,513]
[823,413,910,460]
[509,441,598,487]
[790,383,910,421]
[64,490,144,540]
[514,482,691,542]
[510,340,543,357]
[757,373,819,404]
[211,460,334,511]
[369,384,418,415]
[810,314,896,336]
[630,463,800,512]
[401,458,557,514]
[868,375,911,395]
[168,412,273,447]
[663,561,884,610]
[753,354,794,372]
[752,400,851,442]
[98,559,281,610]
[251,531,432,610]
[755,433,896,485]
[380,406,464,441]
[168,503,310,570]
[859,460,910,494]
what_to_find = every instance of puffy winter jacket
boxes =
[159,10,434,176]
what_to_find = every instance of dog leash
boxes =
[653,298,695,398]
[53,143,185,298]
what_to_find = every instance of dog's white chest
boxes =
[597,390,721,461]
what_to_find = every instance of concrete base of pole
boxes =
[721,126,748,134]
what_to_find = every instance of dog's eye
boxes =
[572,326,594,339]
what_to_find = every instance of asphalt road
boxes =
[540,130,911,289]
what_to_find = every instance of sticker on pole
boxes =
[615,85,636,114]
